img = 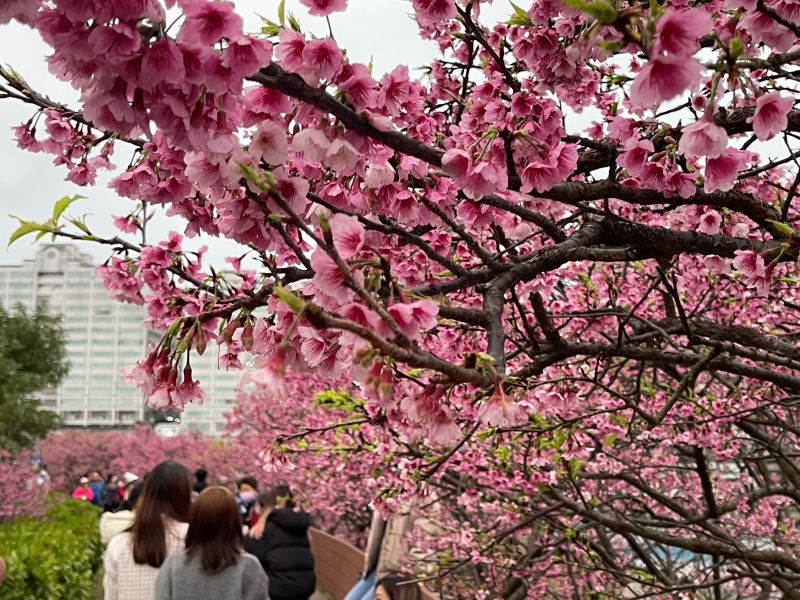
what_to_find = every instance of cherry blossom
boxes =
[630,55,702,110]
[299,0,347,17]
[749,92,794,141]
[678,117,728,158]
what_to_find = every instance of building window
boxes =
[118,411,138,423]
[89,411,111,421]
[62,410,84,422]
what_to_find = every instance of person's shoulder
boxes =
[165,519,189,536]
[105,531,131,555]
[101,510,132,523]
[240,553,265,574]
[161,551,186,571]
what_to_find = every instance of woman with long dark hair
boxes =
[155,487,268,600]
[243,485,316,600]
[103,461,192,600]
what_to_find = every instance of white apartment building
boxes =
[0,244,240,434]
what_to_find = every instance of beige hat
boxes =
[79,477,89,484]
[122,472,139,485]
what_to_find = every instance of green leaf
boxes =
[559,0,617,23]
[51,194,85,222]
[507,1,533,26]
[238,162,274,192]
[260,20,281,36]
[288,13,301,32]
[312,388,364,411]
[7,216,46,247]
[165,317,185,338]
[729,36,743,60]
[67,216,91,235]
[767,219,796,239]
[273,284,305,313]
[278,0,286,26]
[257,14,282,36]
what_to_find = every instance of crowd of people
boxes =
[63,461,419,600]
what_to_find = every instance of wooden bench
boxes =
[308,528,438,600]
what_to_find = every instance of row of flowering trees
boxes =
[39,426,240,489]
[0,428,240,522]
[4,0,800,596]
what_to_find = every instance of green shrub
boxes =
[0,497,102,600]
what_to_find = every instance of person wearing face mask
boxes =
[234,476,259,526]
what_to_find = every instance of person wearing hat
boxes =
[101,472,136,512]
[72,476,94,502]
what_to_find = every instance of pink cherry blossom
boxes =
[247,350,289,399]
[748,92,794,141]
[697,209,722,234]
[678,117,728,159]
[249,120,288,165]
[387,300,438,339]
[323,138,359,173]
[441,148,472,182]
[66,160,97,185]
[96,257,144,304]
[477,385,522,428]
[291,128,330,163]
[275,28,306,72]
[463,160,507,199]
[112,214,141,234]
[617,138,654,177]
[300,0,347,17]
[329,214,365,259]
[88,23,141,63]
[704,148,749,192]
[301,37,343,82]
[221,36,272,79]
[732,250,775,296]
[337,63,377,110]
[0,0,39,25]
[520,143,578,193]
[630,55,703,109]
[377,65,411,116]
[178,0,243,47]
[363,162,394,188]
[309,249,352,303]
[654,8,713,56]
[412,0,456,26]
[140,39,185,88]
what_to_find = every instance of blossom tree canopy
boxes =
[4,0,800,596]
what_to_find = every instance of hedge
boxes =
[0,497,103,600]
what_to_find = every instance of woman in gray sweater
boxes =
[156,487,269,600]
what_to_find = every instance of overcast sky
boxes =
[0,0,569,267]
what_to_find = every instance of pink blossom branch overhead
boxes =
[3,0,800,595]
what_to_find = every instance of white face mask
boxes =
[239,491,257,503]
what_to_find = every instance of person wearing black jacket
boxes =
[243,485,316,600]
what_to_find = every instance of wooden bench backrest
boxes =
[308,528,439,600]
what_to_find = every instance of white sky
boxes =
[0,0,582,266]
